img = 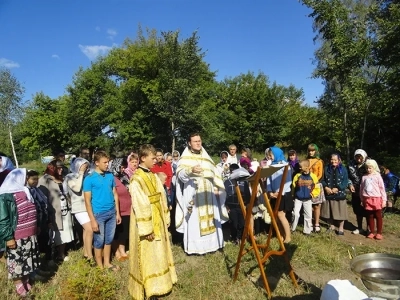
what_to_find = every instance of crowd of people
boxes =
[0,136,398,298]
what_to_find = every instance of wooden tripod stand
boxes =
[232,165,298,298]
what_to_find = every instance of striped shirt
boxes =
[14,191,37,240]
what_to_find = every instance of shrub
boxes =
[59,260,119,300]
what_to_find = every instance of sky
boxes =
[0,0,323,106]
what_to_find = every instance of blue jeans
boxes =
[93,208,116,249]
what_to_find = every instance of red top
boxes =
[151,161,173,190]
[115,176,132,216]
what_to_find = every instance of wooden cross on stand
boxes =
[232,164,298,299]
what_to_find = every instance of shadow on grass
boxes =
[223,232,322,298]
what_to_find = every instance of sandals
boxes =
[314,225,321,233]
[116,255,129,262]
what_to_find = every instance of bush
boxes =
[59,259,119,300]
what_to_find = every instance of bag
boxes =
[311,183,326,204]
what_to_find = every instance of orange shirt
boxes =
[308,158,323,181]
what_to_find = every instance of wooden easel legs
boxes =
[232,166,298,298]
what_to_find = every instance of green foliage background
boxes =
[1,1,400,171]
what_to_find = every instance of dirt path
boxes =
[293,205,400,298]
[321,205,400,249]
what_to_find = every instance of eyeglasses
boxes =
[81,152,90,155]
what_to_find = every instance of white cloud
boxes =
[107,28,117,40]
[0,58,20,68]
[95,26,100,31]
[51,54,60,59]
[78,44,112,60]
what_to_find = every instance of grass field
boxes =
[1,208,400,300]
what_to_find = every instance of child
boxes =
[380,165,399,214]
[216,151,231,181]
[224,164,250,244]
[128,144,177,299]
[26,170,52,279]
[83,151,121,270]
[360,159,387,240]
[291,160,320,235]
[156,172,172,210]
[287,150,300,178]
[307,143,324,233]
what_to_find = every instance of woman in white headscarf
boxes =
[0,168,40,297]
[0,156,15,186]
[63,158,94,265]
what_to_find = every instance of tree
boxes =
[302,0,375,160]
[215,72,305,152]
[0,68,25,166]
[19,92,69,159]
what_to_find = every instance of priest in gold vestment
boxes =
[175,133,229,255]
[128,144,177,300]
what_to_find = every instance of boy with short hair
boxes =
[83,151,121,270]
[291,160,320,235]
[128,144,177,300]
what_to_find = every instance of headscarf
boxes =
[307,143,320,159]
[0,156,15,173]
[63,157,89,193]
[354,149,368,162]
[125,153,138,179]
[172,150,180,161]
[220,151,229,162]
[270,146,286,165]
[171,150,180,175]
[110,157,124,176]
[44,160,63,181]
[328,153,344,174]
[69,157,89,174]
[164,152,171,161]
[287,150,299,169]
[0,168,33,203]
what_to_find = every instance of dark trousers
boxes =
[38,224,51,260]
[228,206,244,240]
[352,193,366,229]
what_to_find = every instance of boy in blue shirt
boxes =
[291,160,320,235]
[83,151,121,270]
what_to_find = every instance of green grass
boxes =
[2,212,400,299]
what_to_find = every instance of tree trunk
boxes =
[171,120,175,152]
[344,104,350,164]
[9,127,18,167]
[360,98,372,149]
